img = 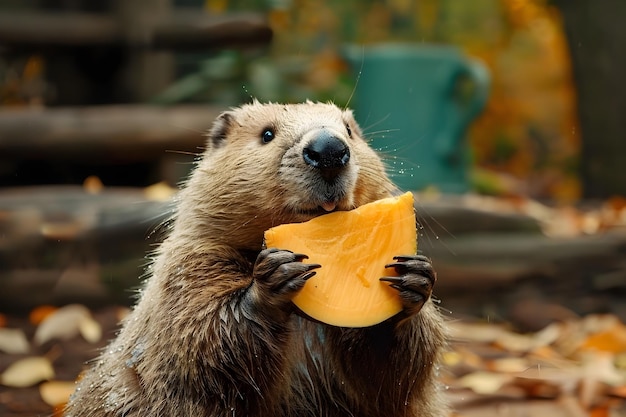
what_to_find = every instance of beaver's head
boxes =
[182,101,396,249]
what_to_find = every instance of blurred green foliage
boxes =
[169,0,579,200]
[0,0,581,199]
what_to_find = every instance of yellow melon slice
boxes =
[264,192,416,327]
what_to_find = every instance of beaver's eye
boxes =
[346,123,352,138]
[261,128,275,144]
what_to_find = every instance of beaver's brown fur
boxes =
[65,101,448,417]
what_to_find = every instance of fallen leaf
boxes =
[79,316,102,344]
[580,351,624,387]
[39,380,76,407]
[450,321,559,353]
[496,322,565,353]
[144,181,176,202]
[442,351,463,367]
[29,305,58,325]
[494,331,542,353]
[449,321,507,343]
[34,304,98,345]
[0,356,54,387]
[515,375,565,399]
[457,371,513,395]
[514,366,579,385]
[581,322,626,353]
[581,315,621,335]
[533,322,564,347]
[590,406,610,417]
[0,328,30,354]
[487,357,530,373]
[52,404,67,417]
[528,345,564,362]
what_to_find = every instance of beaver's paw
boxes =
[251,248,320,310]
[380,255,436,317]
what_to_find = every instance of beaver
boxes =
[65,101,448,417]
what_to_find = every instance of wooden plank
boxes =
[152,12,273,51]
[0,10,271,50]
[0,186,172,310]
[0,104,222,158]
[0,12,119,47]
[114,0,175,102]
[1,186,626,324]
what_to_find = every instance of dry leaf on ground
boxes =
[33,304,101,345]
[39,380,76,407]
[457,371,514,395]
[0,328,30,354]
[0,356,54,387]
[29,305,59,325]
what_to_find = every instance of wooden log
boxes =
[0,10,271,50]
[414,196,542,236]
[2,186,626,327]
[0,186,172,311]
[115,0,175,102]
[0,12,119,48]
[0,104,221,159]
[152,12,273,51]
[427,230,626,327]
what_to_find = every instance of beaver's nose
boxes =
[303,132,350,177]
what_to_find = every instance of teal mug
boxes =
[345,44,490,193]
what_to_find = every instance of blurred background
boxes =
[1,1,626,415]
[0,0,598,198]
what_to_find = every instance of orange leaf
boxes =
[52,404,67,417]
[29,305,58,326]
[582,323,626,354]
[590,406,610,417]
[606,196,626,212]
[40,380,76,407]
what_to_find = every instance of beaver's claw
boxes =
[251,248,320,312]
[380,255,436,317]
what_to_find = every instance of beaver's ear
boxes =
[206,111,235,150]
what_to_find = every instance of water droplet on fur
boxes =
[126,343,144,368]
[104,391,120,413]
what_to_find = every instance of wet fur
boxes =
[65,101,448,417]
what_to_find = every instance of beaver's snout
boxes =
[303,131,350,182]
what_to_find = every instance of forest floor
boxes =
[2,187,626,415]
[1,305,625,417]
